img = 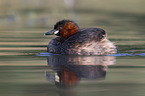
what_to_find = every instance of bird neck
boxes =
[61,22,79,39]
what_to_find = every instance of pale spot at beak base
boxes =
[54,30,59,34]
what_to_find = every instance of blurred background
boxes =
[0,0,145,96]
[0,0,145,28]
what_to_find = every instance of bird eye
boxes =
[59,27,62,30]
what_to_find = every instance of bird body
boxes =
[45,20,117,55]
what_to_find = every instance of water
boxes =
[0,30,145,96]
[0,0,145,96]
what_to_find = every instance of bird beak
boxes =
[44,29,59,36]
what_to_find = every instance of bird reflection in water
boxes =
[46,54,116,88]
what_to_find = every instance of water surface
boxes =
[1,31,145,96]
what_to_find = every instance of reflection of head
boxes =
[47,65,107,88]
[46,55,116,88]
[55,68,80,88]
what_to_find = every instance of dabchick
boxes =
[44,19,117,55]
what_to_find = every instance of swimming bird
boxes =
[44,19,117,55]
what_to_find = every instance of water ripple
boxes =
[108,53,145,56]
[38,52,145,57]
